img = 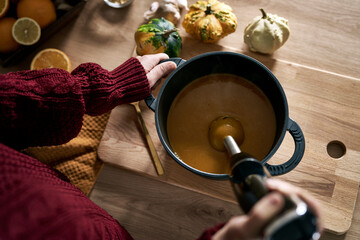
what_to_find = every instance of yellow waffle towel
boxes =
[24,113,110,196]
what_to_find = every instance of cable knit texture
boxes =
[0,57,220,239]
[0,143,134,240]
[0,58,147,240]
[0,57,149,150]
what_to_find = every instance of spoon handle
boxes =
[132,102,164,176]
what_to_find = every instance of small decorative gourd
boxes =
[244,9,290,54]
[182,0,237,43]
[135,18,182,57]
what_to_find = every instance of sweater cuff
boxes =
[196,223,226,240]
[109,57,151,105]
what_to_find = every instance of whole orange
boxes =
[16,0,56,29]
[0,17,20,53]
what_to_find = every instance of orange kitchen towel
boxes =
[23,113,110,196]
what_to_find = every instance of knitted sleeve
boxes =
[0,143,135,240]
[0,57,150,150]
[196,223,226,240]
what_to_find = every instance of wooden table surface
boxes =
[1,0,359,239]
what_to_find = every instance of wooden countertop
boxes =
[1,0,359,239]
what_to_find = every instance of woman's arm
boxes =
[0,54,176,150]
[73,58,150,116]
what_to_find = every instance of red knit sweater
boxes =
[0,58,150,150]
[0,58,220,240]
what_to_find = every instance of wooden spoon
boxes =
[131,101,164,176]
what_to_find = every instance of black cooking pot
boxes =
[146,51,305,179]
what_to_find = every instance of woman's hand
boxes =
[136,53,177,88]
[212,179,323,240]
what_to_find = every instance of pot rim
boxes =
[154,51,289,179]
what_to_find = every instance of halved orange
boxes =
[31,48,71,72]
[12,17,41,45]
[0,0,10,18]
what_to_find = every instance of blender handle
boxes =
[230,158,319,240]
[265,118,305,176]
[145,58,186,112]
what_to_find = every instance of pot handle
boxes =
[264,118,305,176]
[145,58,187,112]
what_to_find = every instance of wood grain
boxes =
[0,0,359,239]
[93,0,360,236]
[1,0,359,78]
[97,46,360,234]
[90,164,360,240]
[90,164,241,240]
[131,102,164,176]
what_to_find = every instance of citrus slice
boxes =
[31,48,71,72]
[12,17,41,46]
[0,0,9,18]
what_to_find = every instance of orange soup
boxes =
[167,73,277,174]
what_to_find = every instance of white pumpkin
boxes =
[244,9,290,54]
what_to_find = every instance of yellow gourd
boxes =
[182,0,237,43]
[244,9,290,54]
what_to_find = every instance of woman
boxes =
[0,53,322,239]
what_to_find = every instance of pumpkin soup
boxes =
[167,73,277,174]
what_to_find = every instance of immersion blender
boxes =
[208,116,320,240]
